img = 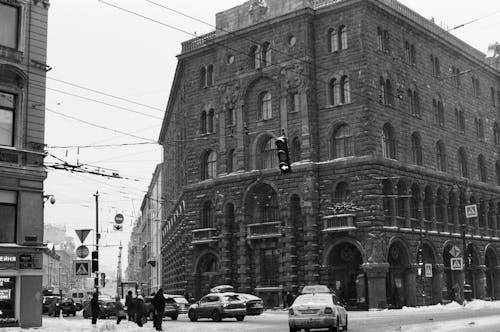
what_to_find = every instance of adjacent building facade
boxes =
[158,0,500,309]
[0,0,49,327]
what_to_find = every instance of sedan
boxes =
[188,293,246,322]
[236,293,264,316]
[60,298,76,316]
[82,300,107,319]
[288,292,348,332]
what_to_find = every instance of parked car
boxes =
[288,292,348,332]
[45,297,61,316]
[82,300,107,319]
[143,296,156,320]
[42,296,60,315]
[102,301,118,317]
[188,292,246,322]
[169,295,189,314]
[235,293,264,316]
[210,285,234,293]
[60,298,76,316]
[162,296,180,320]
[299,284,334,295]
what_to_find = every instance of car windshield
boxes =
[293,294,331,305]
[173,298,188,304]
[222,295,240,302]
[300,285,332,294]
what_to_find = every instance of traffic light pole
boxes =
[94,191,99,294]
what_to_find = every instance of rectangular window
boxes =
[0,190,17,243]
[0,3,19,49]
[289,92,300,112]
[0,91,15,147]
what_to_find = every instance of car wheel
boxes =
[236,316,244,321]
[171,314,178,321]
[211,310,222,322]
[188,310,198,322]
[289,327,297,332]
[329,318,340,332]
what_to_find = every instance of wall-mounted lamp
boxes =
[43,194,56,205]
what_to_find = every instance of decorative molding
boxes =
[248,0,268,23]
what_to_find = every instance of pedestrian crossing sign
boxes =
[450,257,463,271]
[74,260,91,276]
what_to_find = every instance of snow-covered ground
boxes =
[4,300,500,331]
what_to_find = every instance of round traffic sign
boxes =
[114,213,124,224]
[76,245,89,258]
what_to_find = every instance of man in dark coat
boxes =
[90,292,101,325]
[125,290,135,321]
[135,295,147,327]
[152,288,166,331]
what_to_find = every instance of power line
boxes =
[47,76,165,112]
[46,141,157,149]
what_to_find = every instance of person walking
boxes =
[90,292,101,326]
[152,288,166,331]
[114,297,125,325]
[135,295,147,327]
[125,290,135,321]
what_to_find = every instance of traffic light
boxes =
[417,246,423,266]
[94,277,99,287]
[101,273,106,287]
[91,251,98,273]
[275,136,291,174]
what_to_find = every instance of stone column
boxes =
[476,265,487,299]
[236,210,251,293]
[303,203,320,284]
[483,203,490,236]
[389,196,397,227]
[404,193,411,228]
[280,204,297,291]
[490,201,498,238]
[405,265,417,307]
[430,193,437,231]
[494,267,500,300]
[452,193,460,233]
[362,263,390,309]
[418,194,425,229]
[433,264,444,304]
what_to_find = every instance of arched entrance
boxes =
[465,243,479,299]
[485,247,498,299]
[194,252,220,299]
[386,241,410,308]
[325,242,364,308]
[416,242,437,305]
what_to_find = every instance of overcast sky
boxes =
[44,0,499,276]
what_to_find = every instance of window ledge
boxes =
[326,102,353,109]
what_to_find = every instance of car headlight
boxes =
[222,303,229,308]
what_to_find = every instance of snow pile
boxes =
[3,318,151,332]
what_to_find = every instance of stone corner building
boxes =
[0,0,50,328]
[158,0,500,310]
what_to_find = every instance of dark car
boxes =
[44,296,61,316]
[42,296,58,314]
[188,293,246,322]
[143,296,155,320]
[163,296,180,320]
[236,293,264,316]
[60,298,76,316]
[102,301,118,317]
[82,300,107,319]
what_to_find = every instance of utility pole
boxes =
[94,191,99,294]
[117,241,122,298]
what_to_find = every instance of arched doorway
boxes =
[194,252,220,299]
[485,247,498,299]
[416,242,437,305]
[325,242,364,308]
[386,241,410,308]
[465,243,479,298]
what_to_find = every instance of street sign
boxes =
[76,245,89,258]
[113,224,123,231]
[451,257,463,271]
[114,213,124,224]
[425,263,433,277]
[465,204,478,218]
[449,245,461,258]
[74,260,91,277]
[75,229,91,243]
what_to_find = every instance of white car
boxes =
[288,292,348,332]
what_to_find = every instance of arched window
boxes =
[382,123,396,159]
[206,64,213,86]
[259,91,272,120]
[338,25,347,50]
[458,147,468,178]
[437,100,444,127]
[207,109,215,133]
[478,154,487,182]
[411,132,422,165]
[381,78,393,105]
[491,87,496,106]
[408,89,420,115]
[494,122,500,145]
[201,150,217,180]
[379,76,386,104]
[200,111,207,134]
[332,124,353,158]
[262,42,271,67]
[329,78,338,105]
[478,118,484,139]
[199,67,206,88]
[250,45,261,69]
[382,179,393,223]
[410,184,420,220]
[227,107,235,126]
[383,29,390,52]
[291,137,301,163]
[377,27,383,51]
[396,180,407,219]
[404,41,410,63]
[436,140,446,172]
[259,137,277,169]
[334,182,350,202]
[340,75,351,104]
[227,149,235,173]
[0,91,15,147]
[201,201,214,228]
[328,28,337,52]
[410,44,416,65]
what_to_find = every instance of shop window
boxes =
[0,190,16,243]
[0,277,16,324]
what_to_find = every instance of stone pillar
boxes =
[490,202,498,238]
[430,193,437,231]
[404,194,411,228]
[389,196,397,227]
[433,264,444,304]
[405,265,417,307]
[476,265,487,299]
[281,204,297,291]
[236,211,251,293]
[303,203,320,284]
[452,193,460,233]
[494,267,500,300]
[362,263,390,310]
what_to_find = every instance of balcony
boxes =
[247,221,282,240]
[322,214,356,232]
[191,228,218,245]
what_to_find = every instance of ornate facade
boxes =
[159,0,500,309]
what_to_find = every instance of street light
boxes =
[43,194,56,205]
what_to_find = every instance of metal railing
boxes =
[323,214,356,231]
[247,221,282,239]
[191,228,218,244]
[181,31,217,53]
